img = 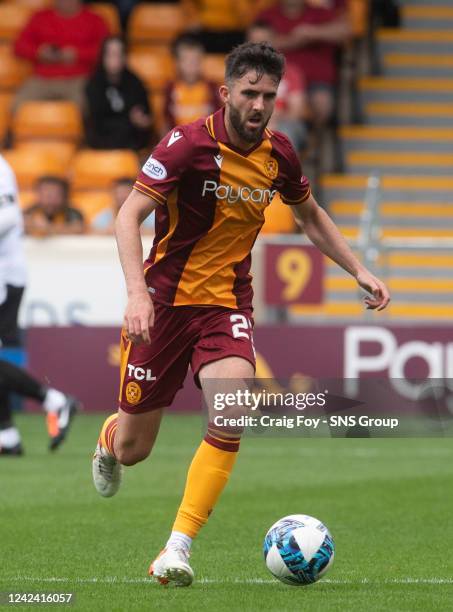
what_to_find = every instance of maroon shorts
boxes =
[119,302,255,413]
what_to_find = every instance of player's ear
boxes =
[219,84,229,105]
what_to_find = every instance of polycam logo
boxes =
[344,326,453,399]
[202,179,276,204]
[142,157,167,180]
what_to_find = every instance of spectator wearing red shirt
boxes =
[14,0,109,111]
[258,0,351,127]
[248,21,308,154]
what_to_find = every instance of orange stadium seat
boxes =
[202,54,226,85]
[71,191,113,223]
[3,0,51,8]
[261,194,297,234]
[88,3,121,34]
[12,101,83,143]
[2,149,67,190]
[15,141,77,167]
[0,5,32,42]
[128,3,184,45]
[18,189,35,209]
[0,49,32,91]
[0,93,12,143]
[149,91,165,135]
[347,0,369,39]
[128,50,175,92]
[71,150,139,191]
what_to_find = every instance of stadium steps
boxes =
[377,29,453,55]
[383,54,453,77]
[402,5,453,30]
[340,126,453,152]
[345,151,453,175]
[315,9,453,325]
[321,175,453,203]
[359,77,453,104]
[364,102,453,126]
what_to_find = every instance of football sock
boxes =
[43,389,67,413]
[172,432,240,539]
[99,413,118,457]
[0,359,45,401]
[0,426,21,449]
[166,531,192,553]
[0,387,11,425]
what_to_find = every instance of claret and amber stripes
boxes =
[134,180,166,205]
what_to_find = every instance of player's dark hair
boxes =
[171,33,205,57]
[225,42,284,84]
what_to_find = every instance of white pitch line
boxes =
[3,576,453,586]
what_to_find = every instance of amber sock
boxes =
[99,413,118,457]
[171,432,240,539]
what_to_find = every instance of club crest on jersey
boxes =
[264,158,278,180]
[142,157,167,180]
[125,381,142,404]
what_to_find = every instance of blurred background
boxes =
[1,0,451,414]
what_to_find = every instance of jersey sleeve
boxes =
[277,137,311,206]
[0,157,21,237]
[133,126,193,205]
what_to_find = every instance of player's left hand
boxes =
[355,269,390,311]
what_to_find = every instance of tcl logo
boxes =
[344,326,453,399]
[127,365,156,381]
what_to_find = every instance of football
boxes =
[263,514,335,586]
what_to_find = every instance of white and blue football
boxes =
[263,514,335,586]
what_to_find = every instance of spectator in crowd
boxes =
[14,0,109,111]
[163,35,220,133]
[85,36,153,150]
[24,176,85,236]
[248,21,308,155]
[258,0,351,128]
[91,177,155,234]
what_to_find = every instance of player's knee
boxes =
[115,441,151,466]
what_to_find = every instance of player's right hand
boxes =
[124,292,154,345]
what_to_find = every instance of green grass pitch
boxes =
[1,413,453,611]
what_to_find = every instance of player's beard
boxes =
[228,104,270,144]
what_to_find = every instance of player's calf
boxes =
[113,440,151,466]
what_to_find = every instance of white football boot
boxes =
[92,443,122,497]
[149,548,194,586]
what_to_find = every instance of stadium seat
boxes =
[15,141,77,167]
[0,49,32,91]
[0,5,32,42]
[128,50,175,92]
[12,101,82,143]
[347,0,369,38]
[149,91,165,135]
[202,54,225,85]
[71,191,113,224]
[0,93,12,143]
[128,3,184,45]
[17,189,34,209]
[88,3,121,34]
[2,149,67,190]
[261,194,297,234]
[4,0,51,8]
[71,150,139,191]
